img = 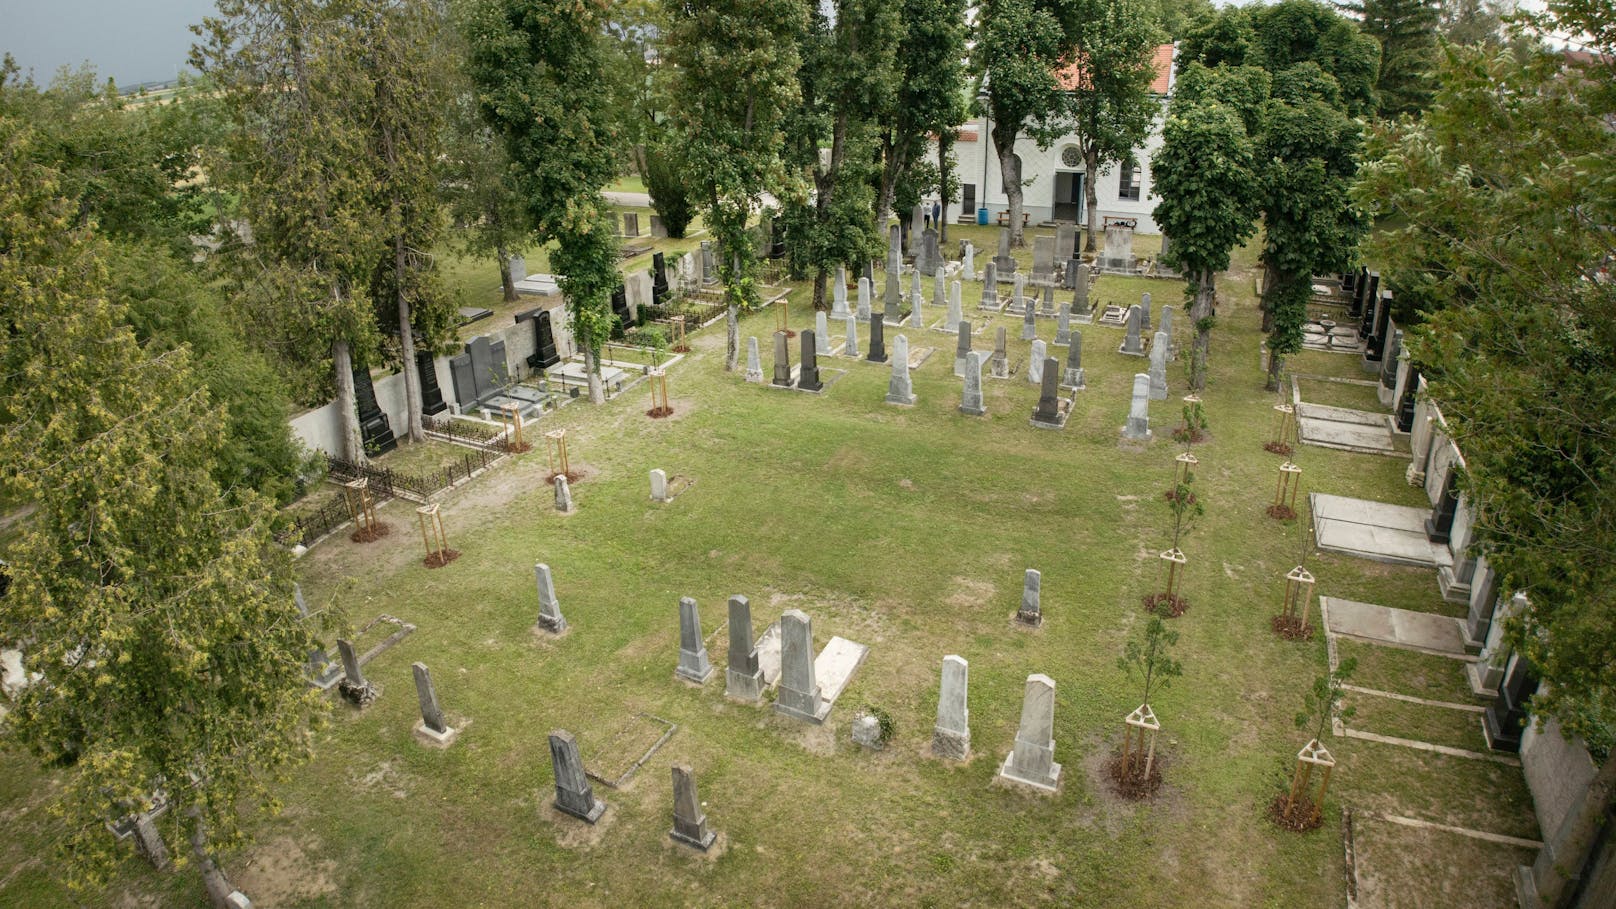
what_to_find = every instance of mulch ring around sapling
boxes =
[1267,792,1325,833]
[1270,615,1314,641]
[1104,750,1166,801]
[423,549,461,569]
[1164,489,1198,506]
[1267,504,1297,520]
[351,522,392,544]
[1143,593,1189,617]
[646,405,675,419]
[1264,441,1294,456]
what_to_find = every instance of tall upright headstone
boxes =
[1148,330,1169,400]
[910,291,925,330]
[676,597,714,684]
[993,227,1017,275]
[701,241,717,285]
[1062,330,1085,389]
[1140,293,1153,332]
[798,330,823,392]
[960,351,987,416]
[1159,304,1174,356]
[909,204,925,256]
[954,320,972,376]
[774,609,823,723]
[997,674,1061,791]
[883,269,902,324]
[961,241,976,280]
[1031,358,1062,426]
[412,662,456,745]
[1123,373,1152,440]
[1055,223,1076,262]
[1031,235,1056,283]
[1055,302,1072,345]
[1022,297,1038,341]
[917,228,942,276]
[843,313,860,359]
[772,332,793,387]
[725,595,764,701]
[933,266,947,315]
[886,334,916,405]
[745,336,764,383]
[1073,264,1093,322]
[1120,305,1145,355]
[990,326,1009,379]
[669,765,717,851]
[856,276,872,321]
[948,281,963,331]
[979,262,999,309]
[336,638,376,705]
[932,655,971,760]
[534,563,568,633]
[1018,568,1043,625]
[549,730,606,823]
[866,313,887,363]
[650,468,669,502]
[1041,283,1056,317]
[815,312,831,355]
[831,265,849,318]
[554,474,574,513]
[1026,340,1047,384]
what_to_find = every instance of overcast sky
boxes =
[1,0,218,88]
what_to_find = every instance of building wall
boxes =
[1522,715,1599,840]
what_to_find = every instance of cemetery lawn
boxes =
[0,238,1534,907]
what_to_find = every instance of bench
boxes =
[994,211,1031,228]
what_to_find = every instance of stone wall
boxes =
[1521,715,1599,839]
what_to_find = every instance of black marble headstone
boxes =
[866,314,887,363]
[1395,369,1420,432]
[416,349,447,417]
[798,330,822,391]
[1424,470,1459,544]
[515,309,560,370]
[611,284,630,339]
[652,253,669,305]
[1482,660,1537,752]
[352,364,397,456]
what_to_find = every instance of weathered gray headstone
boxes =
[948,280,963,331]
[831,265,849,318]
[1123,373,1152,440]
[622,211,639,238]
[997,674,1061,791]
[909,204,925,256]
[676,597,714,684]
[774,609,823,723]
[954,320,972,376]
[650,468,669,502]
[336,638,377,706]
[1055,302,1072,345]
[883,269,902,324]
[866,313,887,363]
[1055,223,1076,262]
[1063,330,1085,389]
[1018,568,1043,626]
[961,241,976,280]
[554,474,574,513]
[993,227,1017,275]
[960,351,987,416]
[413,662,456,745]
[917,227,942,276]
[1159,304,1174,355]
[745,336,763,383]
[535,563,568,633]
[931,655,971,760]
[1120,305,1145,355]
[549,730,606,823]
[701,241,717,285]
[669,764,717,851]
[650,214,667,238]
[1041,283,1056,317]
[910,291,925,329]
[886,334,916,405]
[772,332,792,387]
[989,326,1009,379]
[856,276,872,321]
[1148,330,1169,400]
[135,813,171,869]
[887,223,902,272]
[979,262,999,309]
[1026,340,1047,384]
[798,330,822,392]
[225,893,253,909]
[725,595,764,701]
[1073,264,1092,322]
[1140,293,1153,332]
[1031,358,1062,427]
[843,313,860,359]
[815,312,830,355]
[1102,224,1134,272]
[933,266,947,316]
[852,714,883,749]
[1021,291,1038,341]
[1031,235,1055,283]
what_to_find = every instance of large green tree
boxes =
[1345,0,1442,117]
[665,0,807,371]
[0,120,323,909]
[444,91,532,304]
[1354,29,1615,905]
[874,0,968,244]
[464,0,622,404]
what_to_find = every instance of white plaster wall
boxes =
[1521,715,1599,840]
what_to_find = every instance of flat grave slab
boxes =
[1299,409,1403,457]
[457,306,494,324]
[1322,596,1469,655]
[754,623,782,687]
[1311,493,1452,568]
[1096,305,1128,326]
[514,274,561,296]
[813,636,869,711]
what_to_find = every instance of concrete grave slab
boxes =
[813,636,869,710]
[1322,596,1470,656]
[1311,493,1453,569]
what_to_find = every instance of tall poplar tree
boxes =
[874,0,968,241]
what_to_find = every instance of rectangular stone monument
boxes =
[676,597,714,684]
[1030,359,1065,429]
[883,270,902,324]
[772,332,793,387]
[535,563,568,633]
[798,330,823,392]
[412,662,456,746]
[989,326,1009,379]
[1148,331,1169,400]
[992,228,1017,275]
[933,266,947,316]
[1018,568,1043,625]
[843,314,860,359]
[917,228,943,276]
[1041,284,1055,317]
[954,321,972,376]
[725,595,765,701]
[701,241,717,285]
[885,334,916,405]
[1140,292,1152,332]
[1119,304,1145,356]
[775,609,825,723]
[1123,373,1152,440]
[1062,329,1085,390]
[831,266,850,318]
[910,291,925,330]
[650,214,667,238]
[1159,304,1174,356]
[814,312,831,355]
[1031,236,1056,283]
[909,204,925,256]
[932,655,971,760]
[1021,292,1038,341]
[549,730,607,823]
[961,241,976,280]
[998,674,1062,791]
[554,475,573,513]
[1055,302,1072,345]
[745,336,764,383]
[622,212,639,238]
[1055,223,1076,263]
[1026,340,1046,384]
[1073,264,1093,323]
[1102,224,1135,272]
[866,313,887,363]
[979,261,1000,310]
[669,765,717,851]
[960,350,987,416]
[650,469,669,502]
[336,638,377,706]
[948,280,963,331]
[857,276,872,321]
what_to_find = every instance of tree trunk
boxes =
[938,132,952,247]
[584,345,604,405]
[332,337,365,465]
[1259,263,1276,333]
[1083,145,1102,253]
[725,306,739,372]
[497,244,518,303]
[1525,752,1616,907]
[991,121,1025,247]
[396,234,424,444]
[1266,343,1285,392]
[813,268,828,312]
[876,135,906,239]
[186,808,236,909]
[1190,269,1215,392]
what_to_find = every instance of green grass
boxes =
[1336,638,1479,704]
[1295,376,1386,413]
[1345,693,1491,754]
[0,236,1533,908]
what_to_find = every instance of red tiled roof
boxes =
[1057,43,1175,95]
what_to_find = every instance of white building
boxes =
[937,43,1176,234]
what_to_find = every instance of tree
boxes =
[1062,0,1164,252]
[444,92,532,304]
[975,0,1076,247]
[1153,0,1216,39]
[1249,0,1381,118]
[664,0,807,371]
[1151,100,1260,391]
[1344,0,1442,117]
[0,121,323,909]
[1439,0,1506,47]
[1119,615,1182,709]
[604,0,697,238]
[194,0,386,462]
[874,0,968,244]
[464,0,622,404]
[783,0,901,310]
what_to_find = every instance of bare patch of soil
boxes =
[233,835,339,907]
[1268,792,1325,832]
[423,549,461,569]
[1144,592,1190,617]
[1271,614,1315,641]
[350,522,392,544]
[1104,749,1166,800]
[1267,504,1298,520]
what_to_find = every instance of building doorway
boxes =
[1053,171,1084,223]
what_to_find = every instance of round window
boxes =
[1060,146,1082,168]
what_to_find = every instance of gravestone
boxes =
[1148,331,1169,400]
[866,314,887,363]
[725,595,765,701]
[1119,305,1145,355]
[1041,284,1055,317]
[610,284,631,338]
[1031,236,1056,283]
[772,332,793,387]
[669,765,717,851]
[1380,329,1403,390]
[1055,302,1072,345]
[226,894,252,909]
[650,469,669,503]
[1063,330,1085,389]
[1031,358,1062,427]
[745,336,764,384]
[843,314,860,359]
[133,812,171,869]
[549,730,606,823]
[554,474,574,513]
[650,214,667,238]
[652,252,669,305]
[337,638,377,706]
[909,204,925,256]
[857,276,872,321]
[701,241,717,286]
[1159,304,1174,356]
[979,262,999,309]
[509,255,526,283]
[1102,224,1135,272]
[1123,373,1152,440]
[831,265,850,318]
[852,715,884,750]
[798,331,823,392]
[909,269,922,313]
[815,312,830,356]
[954,321,972,376]
[1073,264,1093,322]
[535,563,568,633]
[997,674,1062,791]
[933,266,947,317]
[1018,569,1043,626]
[886,335,916,405]
[416,350,447,417]
[960,351,987,416]
[917,228,942,276]
[992,228,1017,275]
[413,662,456,745]
[932,655,971,760]
[909,290,924,330]
[676,597,714,684]
[1027,340,1047,384]
[1021,292,1038,341]
[1140,293,1152,332]
[989,326,1009,379]
[774,609,823,723]
[1013,274,1027,313]
[352,364,397,456]
[622,212,639,238]
[961,241,976,280]
[948,281,963,331]
[883,270,902,324]
[1055,223,1076,263]
[886,224,903,274]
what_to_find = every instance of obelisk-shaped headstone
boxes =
[932,655,971,760]
[774,609,823,723]
[856,276,872,321]
[933,266,947,315]
[1123,373,1152,440]
[535,563,568,633]
[960,351,987,416]
[989,326,1009,378]
[772,332,793,387]
[886,334,916,405]
[1055,302,1072,345]
[954,320,972,376]
[844,313,860,358]
[998,674,1062,791]
[979,262,999,309]
[866,313,887,363]
[948,280,963,331]
[1140,292,1152,332]
[1063,329,1085,389]
[413,662,456,745]
[1159,304,1174,357]
[669,764,717,850]
[961,241,976,280]
[725,594,764,701]
[1031,358,1062,426]
[549,730,607,822]
[815,311,830,355]
[745,336,764,383]
[910,290,924,329]
[799,330,823,391]
[676,597,713,684]
[1148,330,1169,400]
[1120,305,1145,356]
[831,265,850,318]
